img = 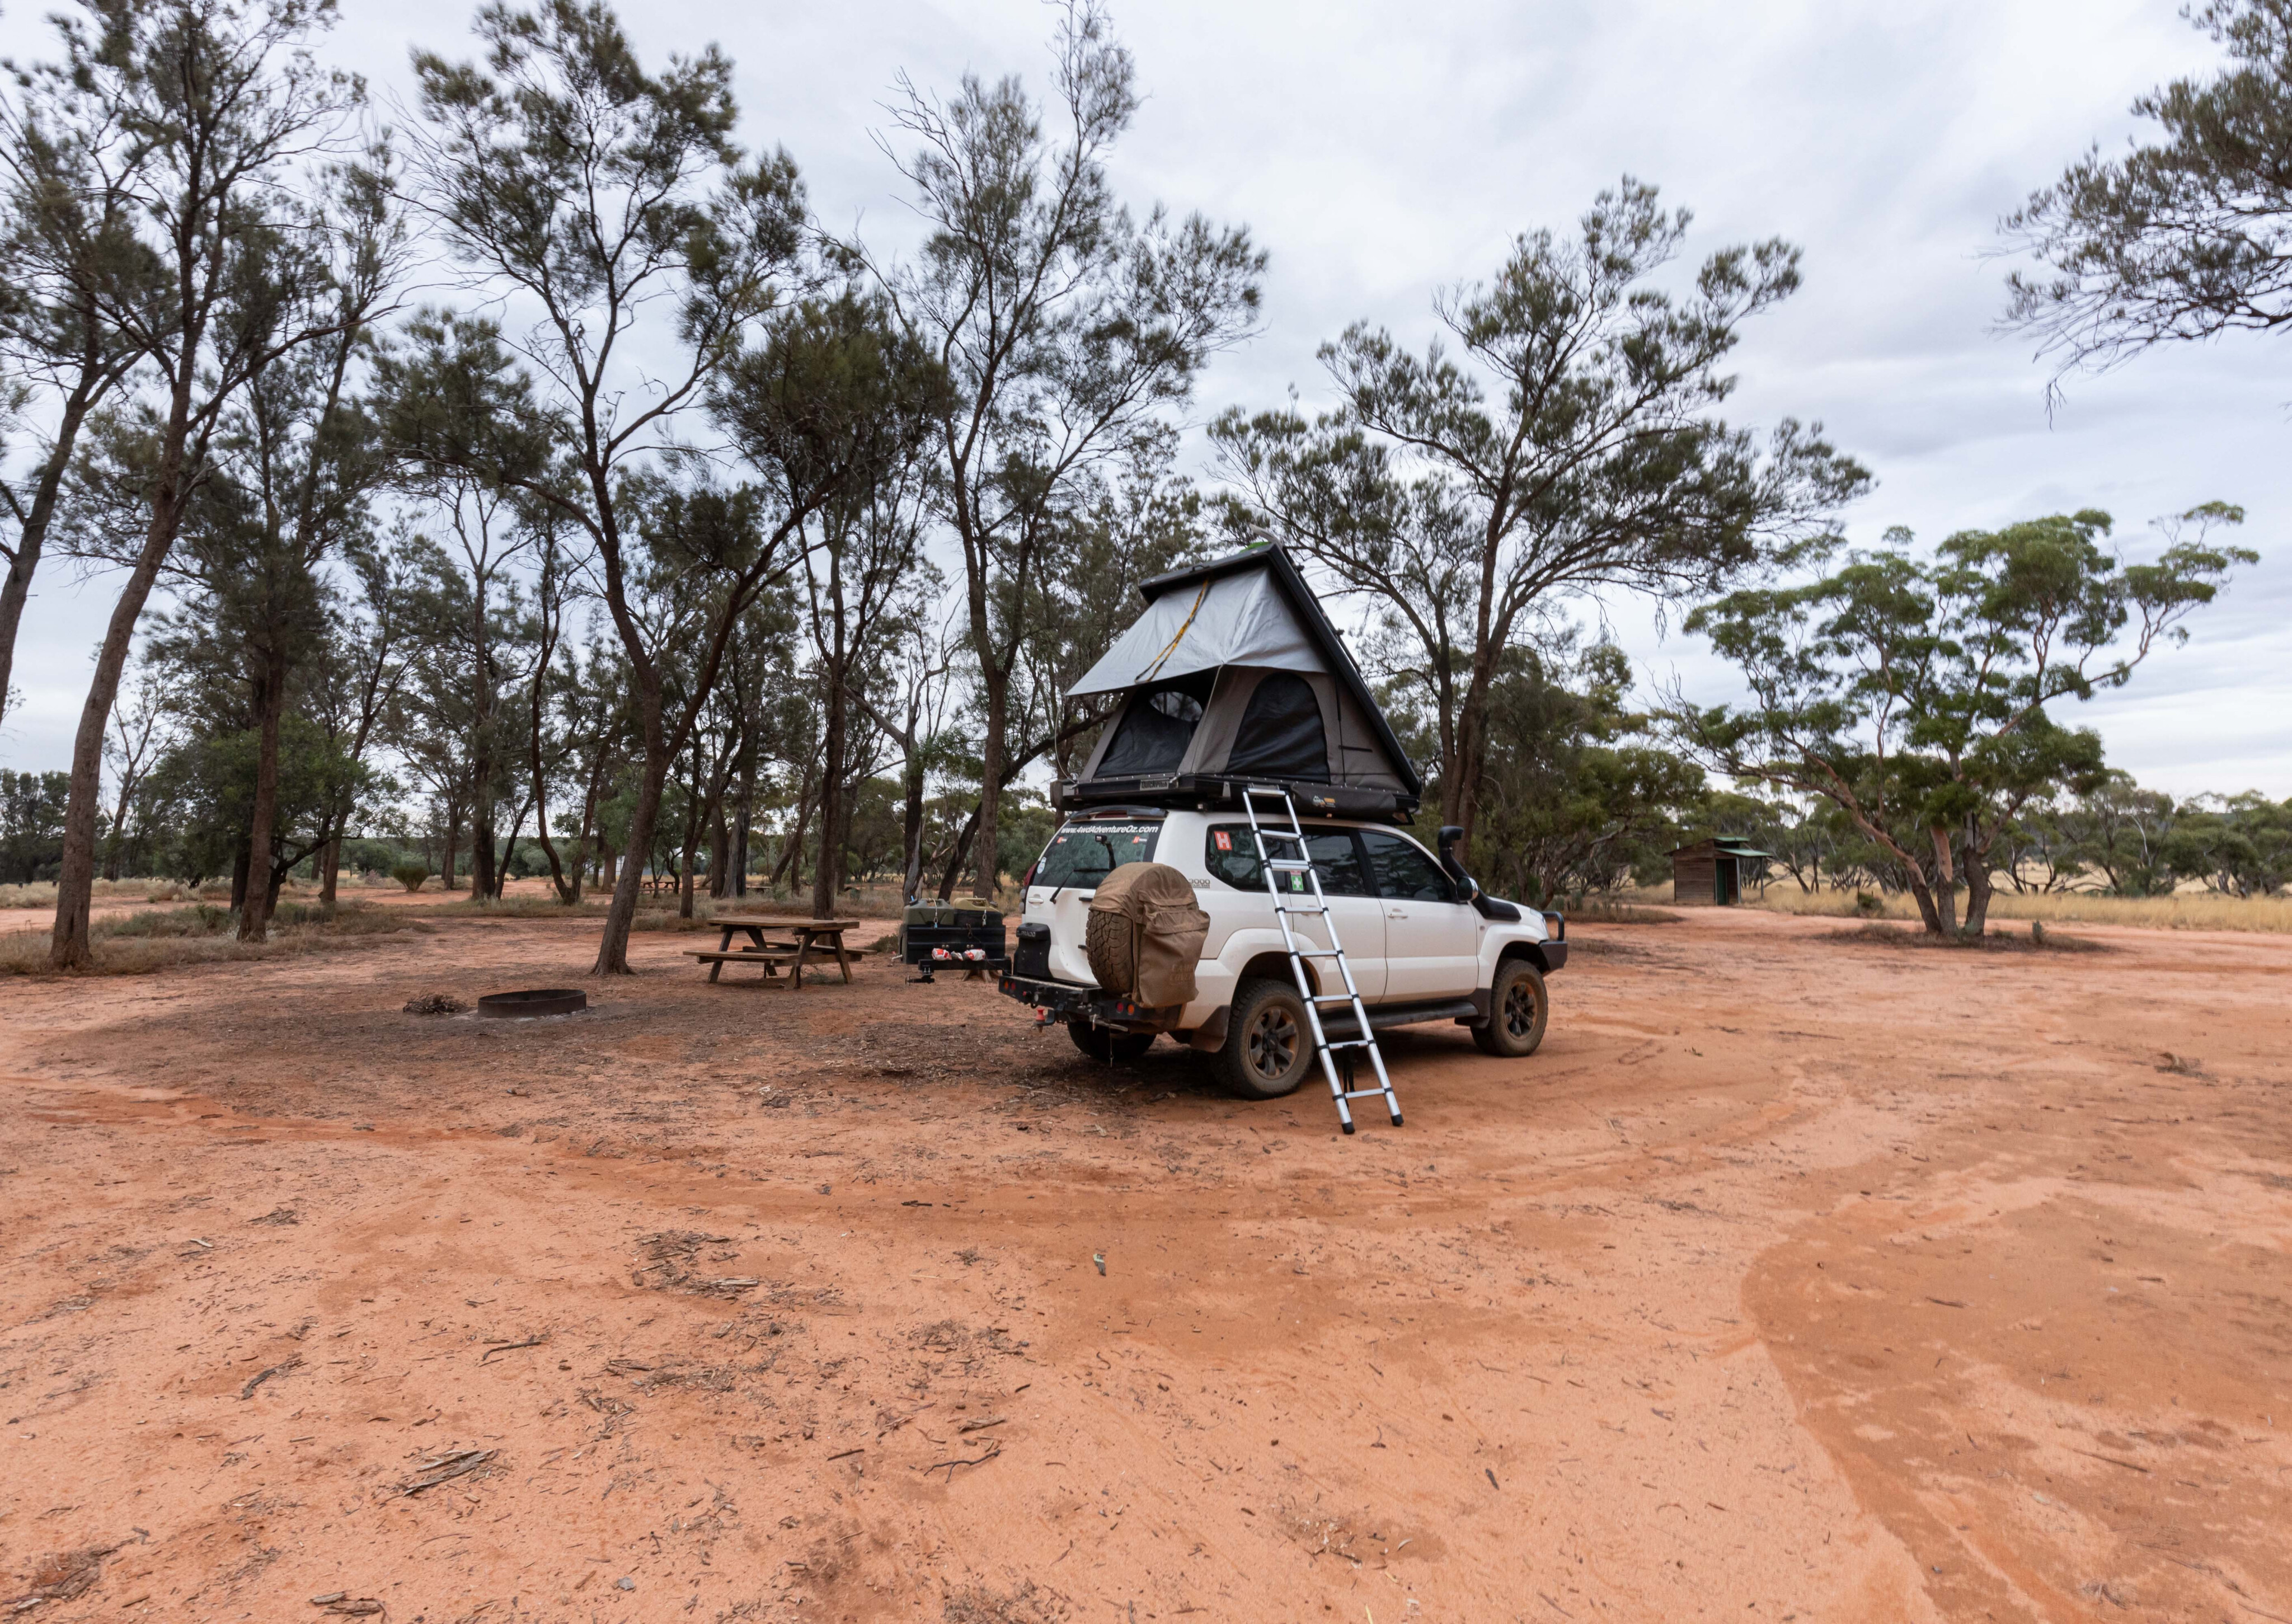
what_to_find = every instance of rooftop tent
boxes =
[1059,543,1423,819]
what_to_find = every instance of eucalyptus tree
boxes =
[44,0,370,969]
[519,518,584,902]
[1670,507,2252,935]
[0,45,158,727]
[2003,0,2292,383]
[403,458,534,902]
[1017,437,1205,785]
[858,572,960,904]
[395,3,930,971]
[868,0,1262,897]
[100,661,175,880]
[715,290,947,918]
[1214,179,1869,844]
[308,527,420,905]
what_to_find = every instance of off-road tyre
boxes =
[1214,978,1316,1099]
[1084,905,1136,996]
[1472,958,1548,1058]
[1068,1019,1154,1063]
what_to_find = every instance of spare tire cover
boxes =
[1084,861,1211,1008]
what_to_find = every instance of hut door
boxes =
[1716,860,1739,906]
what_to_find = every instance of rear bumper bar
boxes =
[997,974,1181,1033]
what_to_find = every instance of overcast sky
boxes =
[2,0,2283,799]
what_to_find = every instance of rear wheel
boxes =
[1472,959,1548,1057]
[1068,1019,1154,1063]
[1214,978,1316,1099]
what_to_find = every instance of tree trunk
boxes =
[811,674,848,920]
[900,747,927,904]
[229,839,252,913]
[971,665,1007,903]
[320,819,345,909]
[471,789,497,900]
[936,802,981,902]
[1961,831,1998,936]
[238,647,290,942]
[1926,827,1960,935]
[494,796,529,899]
[0,385,101,736]
[49,495,188,968]
[769,769,816,894]
[101,769,136,884]
[529,707,573,905]
[592,733,670,974]
[673,733,710,919]
[708,813,732,900]
[1446,656,1494,846]
[443,813,461,893]
[732,752,754,900]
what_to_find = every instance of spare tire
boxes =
[1085,861,1211,1007]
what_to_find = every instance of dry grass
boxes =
[0,900,431,976]
[0,877,188,909]
[1828,921,2107,954]
[1753,886,2292,934]
[1560,897,1683,925]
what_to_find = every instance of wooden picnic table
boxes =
[689,916,863,987]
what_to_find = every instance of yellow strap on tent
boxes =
[1134,580,1211,686]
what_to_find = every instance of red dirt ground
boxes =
[0,908,2286,1622]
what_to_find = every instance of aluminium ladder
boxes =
[1238,785,1402,1133]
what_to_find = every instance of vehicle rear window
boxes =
[1204,824,1371,897]
[1032,820,1161,889]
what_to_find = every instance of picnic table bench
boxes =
[687,916,863,987]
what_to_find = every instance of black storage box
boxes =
[901,902,1007,966]
[1013,922,1051,979]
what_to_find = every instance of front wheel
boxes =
[1213,978,1316,1099]
[1068,1020,1154,1063]
[1472,959,1548,1057]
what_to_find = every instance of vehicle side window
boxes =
[1204,824,1371,897]
[1361,829,1453,901]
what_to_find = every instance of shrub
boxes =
[391,861,431,893]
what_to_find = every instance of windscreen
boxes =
[1031,820,1163,890]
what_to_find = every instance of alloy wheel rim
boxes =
[1505,983,1535,1037]
[1249,1006,1299,1079]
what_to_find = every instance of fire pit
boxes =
[476,988,588,1019]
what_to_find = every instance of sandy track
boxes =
[0,909,2286,1622]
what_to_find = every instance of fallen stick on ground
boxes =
[398,1448,496,1495]
[240,1355,301,1400]
[920,1438,1002,1479]
[480,1335,547,1363]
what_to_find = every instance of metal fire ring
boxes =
[476,988,589,1019]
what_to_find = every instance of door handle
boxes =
[1386,906,1407,918]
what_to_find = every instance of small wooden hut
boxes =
[1670,836,1770,906]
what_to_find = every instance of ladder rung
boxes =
[1291,947,1342,958]
[1311,993,1356,1004]
[1322,1038,1375,1050]
[1340,1088,1391,1100]
[1266,858,1312,871]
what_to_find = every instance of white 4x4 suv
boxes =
[998,807,1567,1099]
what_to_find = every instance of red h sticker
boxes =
[1214,830,1232,851]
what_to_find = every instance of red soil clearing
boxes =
[0,908,2286,1622]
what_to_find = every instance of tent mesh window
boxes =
[1224,672,1330,781]
[1097,677,1210,776]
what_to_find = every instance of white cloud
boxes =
[1,0,2280,797]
